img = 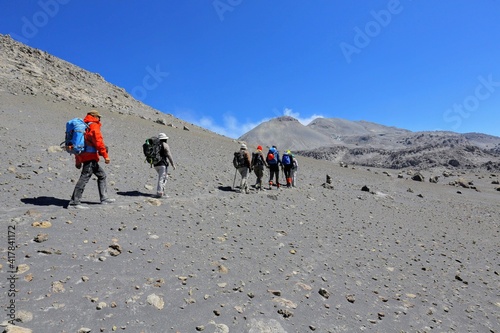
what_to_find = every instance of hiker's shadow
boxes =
[218,186,237,192]
[117,191,155,198]
[21,196,68,208]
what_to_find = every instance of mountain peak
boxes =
[274,116,299,122]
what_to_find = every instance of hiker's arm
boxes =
[92,127,109,159]
[164,143,175,169]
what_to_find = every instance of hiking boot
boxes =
[68,203,89,209]
[101,198,116,204]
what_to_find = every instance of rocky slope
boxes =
[0,34,196,130]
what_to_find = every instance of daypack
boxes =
[282,154,292,166]
[143,137,163,167]
[63,118,90,155]
[266,150,278,165]
[233,151,246,168]
[251,152,264,167]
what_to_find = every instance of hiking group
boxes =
[64,110,176,209]
[233,143,298,193]
[64,110,298,208]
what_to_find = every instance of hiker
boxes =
[282,150,295,188]
[69,110,114,209]
[266,145,282,189]
[291,155,298,187]
[153,133,176,198]
[234,143,252,194]
[251,145,268,190]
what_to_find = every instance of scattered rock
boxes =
[15,310,33,323]
[346,294,355,303]
[52,281,65,293]
[0,323,33,333]
[361,185,370,192]
[147,293,165,310]
[96,302,107,310]
[31,221,52,228]
[272,297,297,309]
[429,175,439,183]
[33,233,48,243]
[77,329,91,333]
[318,288,330,299]
[268,289,282,296]
[108,243,122,256]
[411,173,425,182]
[16,264,30,274]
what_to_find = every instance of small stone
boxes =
[268,289,281,296]
[346,294,355,303]
[17,264,30,274]
[108,244,122,256]
[33,233,49,243]
[218,264,229,274]
[318,288,330,299]
[52,281,65,293]
[16,310,33,323]
[96,302,107,310]
[147,293,164,310]
[32,221,52,228]
[78,329,91,333]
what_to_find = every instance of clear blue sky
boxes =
[2,1,500,138]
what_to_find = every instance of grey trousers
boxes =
[154,164,169,195]
[238,166,250,192]
[70,161,108,204]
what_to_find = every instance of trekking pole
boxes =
[232,168,238,190]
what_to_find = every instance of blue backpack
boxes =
[282,154,292,166]
[63,118,93,154]
[266,148,278,165]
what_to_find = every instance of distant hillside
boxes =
[239,116,500,171]
[239,116,340,151]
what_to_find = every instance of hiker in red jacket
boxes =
[69,110,115,209]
